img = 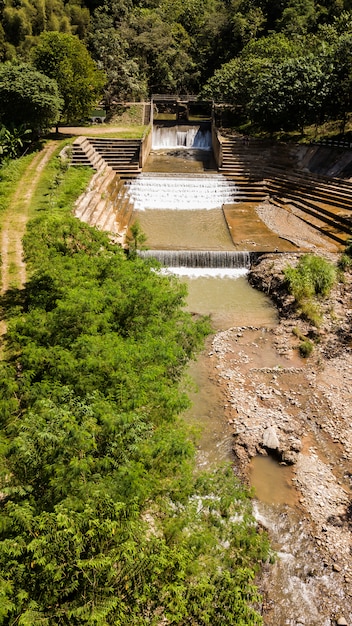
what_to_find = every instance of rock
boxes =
[281,449,299,464]
[262,426,280,451]
[336,617,348,625]
[289,437,302,452]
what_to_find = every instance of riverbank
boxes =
[210,250,352,625]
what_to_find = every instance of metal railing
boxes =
[312,138,352,149]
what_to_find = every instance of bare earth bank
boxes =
[209,248,352,624]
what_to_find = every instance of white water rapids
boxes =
[125,174,237,210]
[161,267,248,277]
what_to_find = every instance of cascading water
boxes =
[138,250,251,279]
[152,124,212,150]
[125,173,237,210]
[253,501,336,626]
[126,147,350,624]
[138,250,251,268]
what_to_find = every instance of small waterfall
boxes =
[125,174,237,210]
[152,125,212,150]
[138,250,251,268]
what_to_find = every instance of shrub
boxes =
[284,254,336,298]
[284,254,336,325]
[299,340,314,358]
[300,300,322,327]
[338,253,352,271]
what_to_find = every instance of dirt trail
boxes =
[0,141,57,345]
[1,141,57,296]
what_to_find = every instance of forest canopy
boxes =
[1,0,352,134]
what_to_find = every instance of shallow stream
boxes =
[131,146,343,625]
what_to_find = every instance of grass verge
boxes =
[28,144,94,220]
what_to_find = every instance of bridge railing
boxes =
[151,94,199,102]
[311,138,352,149]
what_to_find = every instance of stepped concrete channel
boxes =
[73,130,352,251]
[71,127,352,624]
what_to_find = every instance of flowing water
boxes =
[133,144,337,625]
[152,124,212,150]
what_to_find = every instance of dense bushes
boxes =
[0,154,270,624]
[284,253,336,325]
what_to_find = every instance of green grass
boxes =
[49,125,148,139]
[28,143,94,218]
[0,153,37,217]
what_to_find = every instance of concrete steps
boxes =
[71,137,142,174]
[71,137,106,170]
[88,138,141,173]
[270,197,348,246]
[266,169,352,209]
[218,137,352,246]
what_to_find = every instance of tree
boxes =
[88,7,147,104]
[201,32,302,105]
[249,55,330,134]
[0,61,63,132]
[127,8,195,94]
[32,31,105,129]
[328,33,352,132]
[275,0,317,35]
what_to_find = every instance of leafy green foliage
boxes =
[0,149,269,624]
[0,62,63,133]
[32,32,105,125]
[249,55,329,133]
[299,339,314,357]
[126,220,147,258]
[285,254,336,298]
[0,126,33,162]
[284,253,336,324]
[0,0,90,57]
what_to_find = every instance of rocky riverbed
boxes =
[209,250,352,625]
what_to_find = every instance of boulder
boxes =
[262,426,280,451]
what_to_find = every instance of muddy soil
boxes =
[209,247,352,625]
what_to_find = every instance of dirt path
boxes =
[56,125,142,137]
[1,141,57,296]
[0,141,58,346]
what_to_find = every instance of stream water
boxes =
[131,145,340,625]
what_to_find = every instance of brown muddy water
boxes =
[135,146,342,625]
[180,276,337,626]
[181,273,277,468]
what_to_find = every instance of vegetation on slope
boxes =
[0,152,270,624]
[284,253,337,326]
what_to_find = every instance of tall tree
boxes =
[0,61,63,131]
[328,32,352,131]
[88,7,147,104]
[249,55,329,133]
[32,31,105,129]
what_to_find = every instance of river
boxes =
[129,145,351,625]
